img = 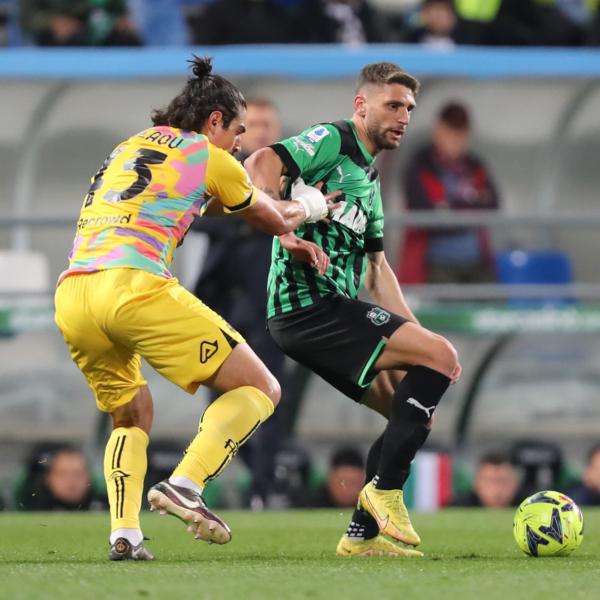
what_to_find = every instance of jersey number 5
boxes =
[84,148,168,207]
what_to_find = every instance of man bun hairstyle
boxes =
[357,62,420,95]
[152,55,246,132]
[191,55,213,79]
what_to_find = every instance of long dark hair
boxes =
[152,56,246,132]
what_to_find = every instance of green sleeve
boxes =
[271,123,342,182]
[365,183,384,250]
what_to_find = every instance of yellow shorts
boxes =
[54,268,245,413]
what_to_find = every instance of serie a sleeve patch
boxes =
[306,126,330,143]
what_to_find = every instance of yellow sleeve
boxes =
[205,143,258,213]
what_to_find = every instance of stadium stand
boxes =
[1,46,600,508]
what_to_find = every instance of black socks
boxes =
[346,366,451,540]
[374,366,450,490]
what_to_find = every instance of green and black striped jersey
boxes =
[267,120,384,318]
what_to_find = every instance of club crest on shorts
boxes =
[366,307,390,326]
[200,340,219,363]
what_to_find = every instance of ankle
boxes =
[110,528,143,546]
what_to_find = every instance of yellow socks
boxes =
[172,386,274,488]
[103,426,149,531]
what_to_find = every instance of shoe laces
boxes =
[381,490,411,525]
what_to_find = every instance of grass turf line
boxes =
[1,509,599,600]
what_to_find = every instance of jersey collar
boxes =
[347,120,375,166]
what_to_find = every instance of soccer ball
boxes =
[513,490,584,557]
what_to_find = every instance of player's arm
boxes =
[243,146,286,202]
[245,123,342,200]
[243,147,303,246]
[244,149,335,273]
[365,250,419,323]
[205,144,327,235]
[200,196,225,217]
[242,191,315,235]
[366,250,462,384]
[245,125,342,269]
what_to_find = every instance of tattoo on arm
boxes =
[259,186,280,201]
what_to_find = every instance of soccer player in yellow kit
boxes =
[54,56,335,560]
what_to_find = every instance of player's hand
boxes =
[280,234,330,275]
[314,181,342,222]
[291,179,341,223]
[450,362,462,384]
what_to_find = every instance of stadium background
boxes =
[2,1,600,514]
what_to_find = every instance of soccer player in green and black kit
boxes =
[245,62,462,557]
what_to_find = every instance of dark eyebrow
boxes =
[386,100,416,109]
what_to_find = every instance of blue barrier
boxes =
[1,45,600,80]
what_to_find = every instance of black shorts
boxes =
[267,294,408,402]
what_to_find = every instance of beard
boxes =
[366,122,401,152]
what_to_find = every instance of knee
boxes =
[429,336,459,377]
[111,388,153,434]
[112,407,145,431]
[257,373,281,409]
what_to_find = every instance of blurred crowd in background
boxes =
[1,0,597,516]
[5,440,600,512]
[1,0,600,48]
[0,91,595,515]
[0,63,600,510]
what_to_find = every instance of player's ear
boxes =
[207,110,224,130]
[354,94,367,118]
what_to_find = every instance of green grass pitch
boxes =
[2,509,600,600]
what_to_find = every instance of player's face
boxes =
[205,107,247,154]
[360,83,416,152]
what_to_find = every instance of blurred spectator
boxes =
[453,0,521,45]
[452,451,520,508]
[403,0,475,47]
[566,444,600,506]
[291,0,388,44]
[19,444,105,511]
[305,446,365,508]
[454,0,502,23]
[397,101,500,284]
[192,98,288,510]
[21,0,143,46]
[189,0,292,45]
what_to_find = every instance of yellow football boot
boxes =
[336,534,423,557]
[358,482,421,546]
